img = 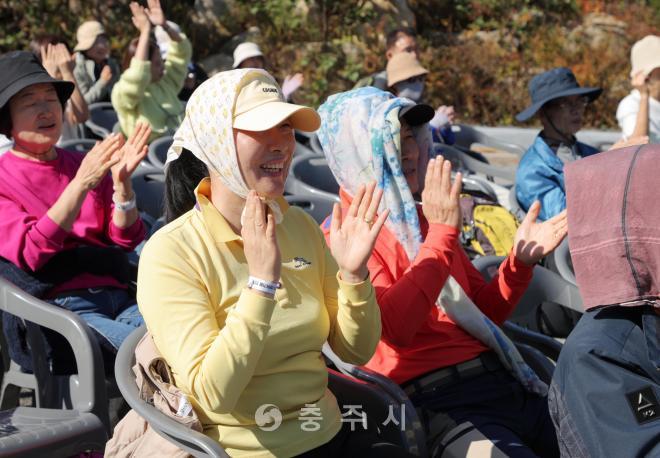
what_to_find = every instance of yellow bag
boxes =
[460,192,519,258]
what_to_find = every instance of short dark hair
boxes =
[386,28,416,50]
[122,37,159,71]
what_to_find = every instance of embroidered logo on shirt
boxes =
[283,257,312,270]
[626,386,659,425]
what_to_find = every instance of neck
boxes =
[10,141,57,161]
[210,176,245,234]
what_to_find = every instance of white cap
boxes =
[630,35,660,78]
[232,42,264,69]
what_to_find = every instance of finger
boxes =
[440,158,452,197]
[370,209,390,236]
[348,184,366,217]
[330,202,342,235]
[424,158,436,193]
[253,195,266,229]
[266,213,276,242]
[357,182,376,219]
[433,156,444,192]
[242,191,256,230]
[450,172,462,201]
[364,186,383,222]
[523,200,541,226]
[546,209,567,226]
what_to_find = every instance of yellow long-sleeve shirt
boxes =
[137,179,381,457]
[111,36,192,141]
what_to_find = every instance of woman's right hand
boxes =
[631,70,650,96]
[421,156,462,228]
[242,191,281,285]
[73,134,123,192]
[129,1,152,33]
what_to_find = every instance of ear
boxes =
[386,50,393,60]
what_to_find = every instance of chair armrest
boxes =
[503,321,562,361]
[0,277,108,429]
[116,327,229,458]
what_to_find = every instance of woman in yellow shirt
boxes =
[137,69,412,457]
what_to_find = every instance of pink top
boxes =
[0,148,145,294]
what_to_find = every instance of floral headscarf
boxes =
[166,68,284,223]
[318,87,547,396]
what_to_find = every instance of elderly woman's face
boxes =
[8,83,62,151]
[233,119,295,198]
[541,95,588,136]
[400,120,421,194]
[86,35,110,64]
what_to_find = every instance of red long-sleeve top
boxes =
[322,189,534,384]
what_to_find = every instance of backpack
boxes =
[459,191,519,259]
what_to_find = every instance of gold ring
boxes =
[364,217,373,224]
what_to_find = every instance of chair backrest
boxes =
[285,194,336,224]
[147,136,174,170]
[285,154,340,200]
[86,102,119,139]
[0,277,109,432]
[131,171,166,220]
[473,256,583,329]
[508,186,526,221]
[322,343,427,456]
[58,138,98,154]
[437,144,516,185]
[453,124,526,157]
[115,327,229,457]
[543,238,576,285]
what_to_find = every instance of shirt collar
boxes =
[194,178,289,244]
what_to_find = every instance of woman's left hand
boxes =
[329,182,389,283]
[145,0,166,26]
[513,201,567,266]
[111,122,151,186]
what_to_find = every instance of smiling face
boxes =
[233,119,295,198]
[8,83,62,155]
[400,120,421,194]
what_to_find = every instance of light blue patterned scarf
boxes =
[318,87,547,396]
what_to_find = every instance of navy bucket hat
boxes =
[516,67,602,122]
[0,51,74,113]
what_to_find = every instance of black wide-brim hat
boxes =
[516,67,602,122]
[0,51,74,113]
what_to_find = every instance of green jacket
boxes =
[111,35,192,141]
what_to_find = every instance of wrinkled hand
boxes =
[282,73,304,99]
[100,65,113,83]
[421,156,462,228]
[111,122,151,185]
[242,191,281,286]
[631,70,650,96]
[40,44,60,78]
[513,201,567,266]
[130,1,151,33]
[74,134,123,191]
[330,182,389,283]
[609,135,649,151]
[52,43,75,76]
[145,0,166,26]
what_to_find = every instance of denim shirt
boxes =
[515,135,599,221]
[549,306,660,458]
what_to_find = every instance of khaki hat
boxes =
[74,21,105,52]
[232,42,264,69]
[387,52,428,87]
[233,73,320,132]
[630,35,660,78]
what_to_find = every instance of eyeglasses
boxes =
[550,96,590,111]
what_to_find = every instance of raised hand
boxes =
[513,201,568,265]
[53,43,75,76]
[145,0,166,26]
[40,44,59,78]
[111,122,151,185]
[242,191,281,289]
[74,134,123,191]
[129,1,151,33]
[631,70,650,96]
[282,73,304,99]
[100,65,113,83]
[329,182,389,283]
[421,156,462,227]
